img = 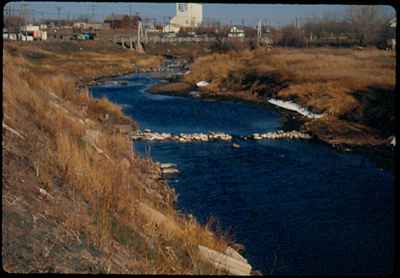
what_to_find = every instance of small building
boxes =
[73,22,88,29]
[86,23,104,30]
[104,15,141,30]
[73,22,103,31]
[228,26,245,38]
[20,24,40,32]
[19,25,47,40]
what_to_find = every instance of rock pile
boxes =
[244,130,312,140]
[132,129,312,143]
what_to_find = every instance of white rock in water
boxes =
[162,168,179,175]
[160,163,177,169]
[390,136,396,146]
[196,80,210,87]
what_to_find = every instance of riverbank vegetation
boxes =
[161,47,395,147]
[3,41,239,274]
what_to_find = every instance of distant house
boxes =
[104,15,141,30]
[19,24,47,40]
[73,22,88,29]
[87,23,104,30]
[228,26,245,38]
[73,22,103,31]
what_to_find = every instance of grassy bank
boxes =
[2,41,241,274]
[153,47,395,147]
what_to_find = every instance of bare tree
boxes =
[345,5,387,45]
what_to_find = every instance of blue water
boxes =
[91,74,394,276]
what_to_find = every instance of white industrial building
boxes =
[163,3,203,33]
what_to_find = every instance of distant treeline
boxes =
[182,6,396,49]
[274,6,395,48]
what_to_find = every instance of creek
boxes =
[90,72,393,275]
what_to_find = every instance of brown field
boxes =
[2,42,238,274]
[182,47,396,146]
[4,41,164,83]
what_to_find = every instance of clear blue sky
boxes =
[4,2,396,26]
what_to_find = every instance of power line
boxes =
[90,4,96,21]
[56,6,62,20]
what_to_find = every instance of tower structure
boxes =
[163,3,203,33]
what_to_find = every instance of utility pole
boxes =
[257,19,262,46]
[90,4,96,22]
[136,20,145,53]
[5,5,11,17]
[21,2,29,36]
[137,20,141,45]
[20,2,28,20]
[56,6,62,21]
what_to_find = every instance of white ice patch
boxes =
[267,98,324,119]
[196,80,210,87]
[389,136,396,146]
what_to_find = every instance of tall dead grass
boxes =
[185,47,395,132]
[3,44,235,274]
[88,97,125,120]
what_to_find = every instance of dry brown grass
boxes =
[186,48,395,101]
[3,42,236,274]
[88,97,125,120]
[149,81,194,94]
[5,41,163,81]
[184,47,395,144]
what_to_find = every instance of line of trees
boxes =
[173,6,395,49]
[274,6,396,48]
